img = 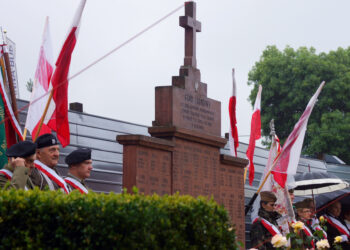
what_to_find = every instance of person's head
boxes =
[260,191,277,212]
[328,201,342,217]
[65,148,93,180]
[295,200,312,221]
[6,141,37,173]
[288,189,295,202]
[35,134,59,168]
[304,198,316,214]
[343,210,350,221]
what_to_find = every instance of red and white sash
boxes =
[310,218,327,239]
[34,160,69,194]
[291,219,315,248]
[64,177,88,194]
[253,217,282,236]
[324,214,350,237]
[0,169,13,180]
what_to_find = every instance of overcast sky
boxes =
[1,0,350,145]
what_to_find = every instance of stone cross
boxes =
[180,1,201,68]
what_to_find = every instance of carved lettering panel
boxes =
[136,148,171,195]
[173,88,221,136]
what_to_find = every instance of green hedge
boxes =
[0,188,239,249]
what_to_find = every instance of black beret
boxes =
[65,148,91,165]
[6,141,37,158]
[36,133,58,149]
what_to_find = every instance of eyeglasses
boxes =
[268,202,277,207]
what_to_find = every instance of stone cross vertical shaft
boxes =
[180,1,201,68]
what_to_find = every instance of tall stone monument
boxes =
[117,1,248,245]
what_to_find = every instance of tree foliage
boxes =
[248,45,350,164]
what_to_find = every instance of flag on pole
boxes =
[46,0,86,147]
[0,48,22,147]
[251,133,280,221]
[272,81,326,188]
[25,17,54,140]
[229,68,239,157]
[246,85,262,186]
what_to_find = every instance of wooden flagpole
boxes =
[33,91,53,141]
[245,120,281,215]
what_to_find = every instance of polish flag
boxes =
[272,81,326,188]
[47,0,86,147]
[246,85,262,186]
[229,68,239,157]
[25,17,54,140]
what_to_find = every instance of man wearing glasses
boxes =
[250,191,281,249]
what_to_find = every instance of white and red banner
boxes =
[253,217,281,236]
[65,177,88,194]
[0,169,13,180]
[246,85,262,185]
[34,160,70,194]
[272,81,325,188]
[229,68,239,157]
[46,0,86,147]
[25,17,54,140]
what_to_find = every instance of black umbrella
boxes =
[293,171,349,196]
[315,188,350,212]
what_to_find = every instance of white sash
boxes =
[0,169,13,179]
[253,217,282,236]
[324,214,350,237]
[64,177,88,194]
[34,160,69,194]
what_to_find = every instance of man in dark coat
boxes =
[323,201,350,248]
[250,191,281,250]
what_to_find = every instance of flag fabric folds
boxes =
[246,85,262,186]
[25,17,54,140]
[46,0,86,147]
[272,81,326,188]
[229,68,239,157]
[0,49,22,149]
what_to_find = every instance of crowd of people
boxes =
[250,190,350,249]
[0,133,93,194]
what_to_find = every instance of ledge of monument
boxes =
[116,134,174,152]
[220,154,248,169]
[148,126,227,148]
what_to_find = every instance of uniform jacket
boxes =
[30,162,62,191]
[65,172,89,193]
[324,213,350,249]
[0,164,34,190]
[250,208,281,250]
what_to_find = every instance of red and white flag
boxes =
[25,17,54,140]
[272,81,326,188]
[229,68,239,157]
[46,0,86,147]
[246,85,262,186]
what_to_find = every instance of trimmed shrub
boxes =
[0,188,239,249]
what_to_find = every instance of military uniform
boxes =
[0,141,36,190]
[64,173,89,193]
[250,191,281,250]
[29,134,70,194]
[0,164,35,190]
[64,148,92,194]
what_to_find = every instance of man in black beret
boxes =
[0,141,36,189]
[30,133,70,194]
[64,148,92,194]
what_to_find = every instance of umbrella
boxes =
[315,188,350,212]
[293,171,349,196]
